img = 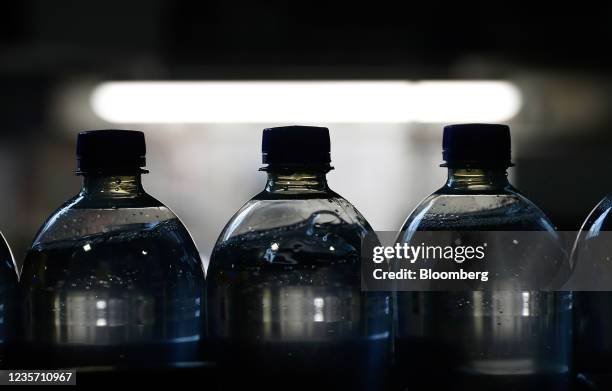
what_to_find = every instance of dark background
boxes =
[1,0,611,266]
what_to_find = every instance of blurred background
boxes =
[1,0,612,268]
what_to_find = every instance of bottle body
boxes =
[395,170,572,390]
[207,171,391,390]
[20,176,205,368]
[572,195,612,374]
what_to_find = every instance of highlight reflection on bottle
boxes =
[0,231,17,368]
[207,126,391,390]
[20,130,205,368]
[395,124,572,391]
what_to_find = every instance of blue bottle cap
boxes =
[262,125,331,168]
[442,123,513,168]
[76,129,147,175]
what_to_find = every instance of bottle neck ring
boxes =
[263,168,330,193]
[80,174,145,197]
[445,168,511,191]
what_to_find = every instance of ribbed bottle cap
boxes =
[76,129,147,175]
[262,125,331,167]
[442,123,513,168]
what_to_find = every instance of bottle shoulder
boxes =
[209,193,372,270]
[21,215,204,290]
[31,191,182,248]
[23,211,203,282]
[400,186,555,232]
[580,195,612,233]
[218,192,372,241]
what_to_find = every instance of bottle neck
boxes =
[80,174,145,197]
[445,168,511,192]
[265,169,330,194]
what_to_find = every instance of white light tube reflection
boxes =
[91,81,521,124]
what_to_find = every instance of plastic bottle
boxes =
[207,125,391,390]
[395,124,571,390]
[20,130,205,369]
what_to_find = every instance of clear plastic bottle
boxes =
[20,130,205,369]
[207,126,391,390]
[395,124,572,390]
[572,196,612,375]
[0,232,17,368]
